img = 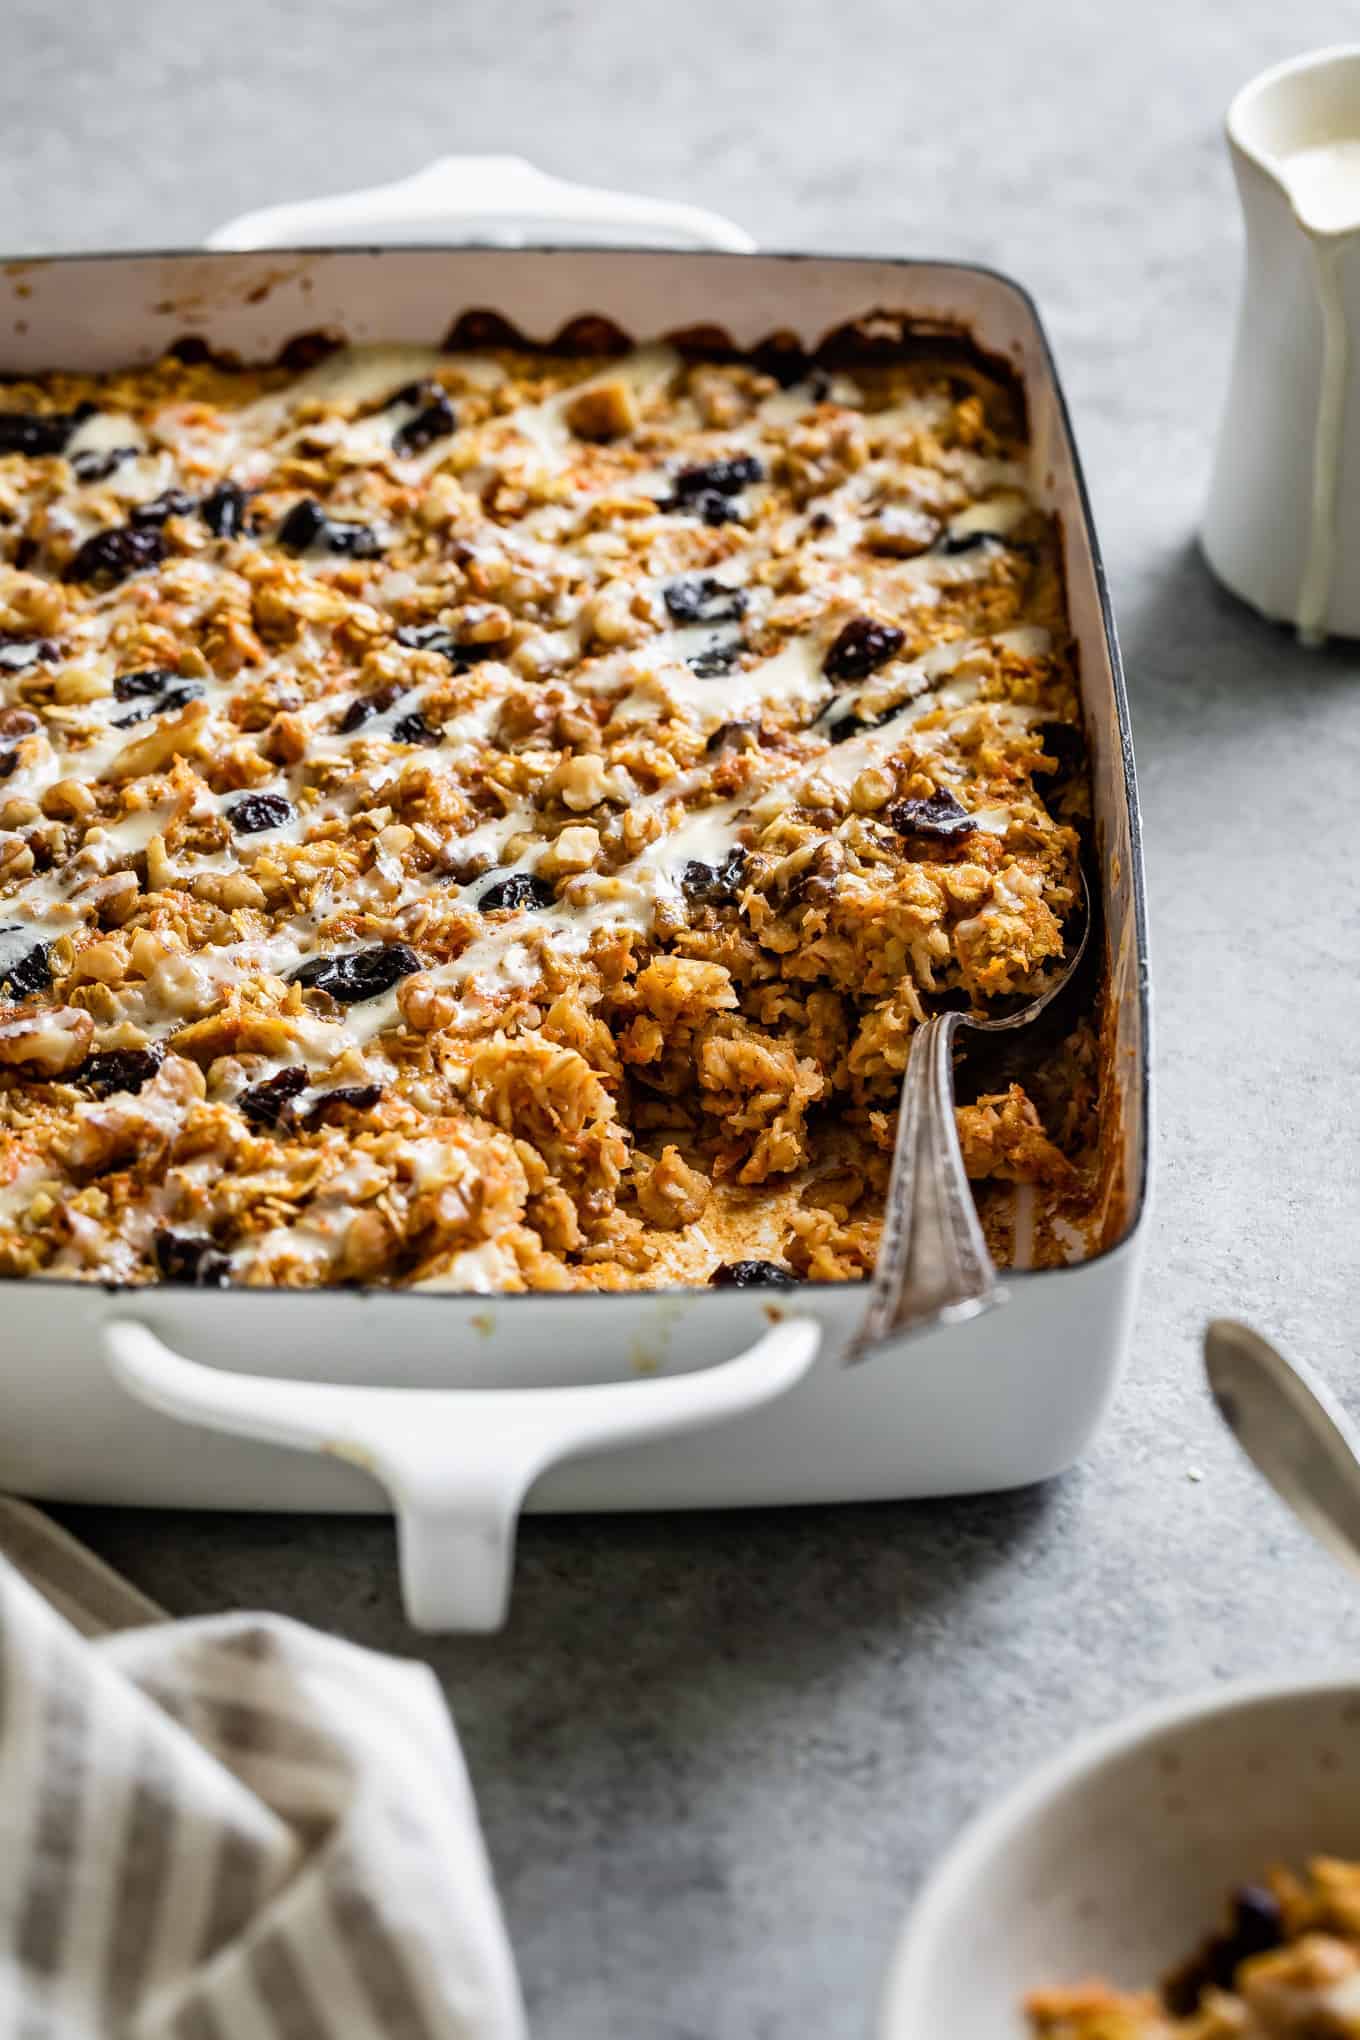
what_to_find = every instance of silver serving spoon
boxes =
[849,867,1092,1360]
[1205,1318,1360,1580]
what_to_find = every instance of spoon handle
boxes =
[1205,1319,1360,1582]
[848,1010,1002,1362]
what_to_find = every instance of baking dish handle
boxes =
[101,1315,819,1633]
[206,154,755,255]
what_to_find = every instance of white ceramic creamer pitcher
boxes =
[1203,46,1360,642]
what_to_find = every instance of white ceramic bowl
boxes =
[881,1677,1360,2037]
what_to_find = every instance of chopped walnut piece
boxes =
[563,378,640,441]
[0,1004,93,1074]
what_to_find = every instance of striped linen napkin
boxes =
[0,1501,525,2039]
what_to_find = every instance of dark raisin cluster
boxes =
[393,624,508,664]
[477,872,555,913]
[0,403,95,456]
[681,847,747,908]
[277,498,382,558]
[662,575,747,626]
[390,381,457,456]
[111,672,204,728]
[77,1046,165,1097]
[154,1230,231,1287]
[667,454,763,526]
[64,524,167,587]
[202,481,248,537]
[887,788,975,842]
[687,640,745,678]
[239,1066,308,1129]
[708,1261,796,1287]
[288,945,421,1004]
[228,793,295,835]
[390,710,443,747]
[0,936,52,999]
[823,617,905,682]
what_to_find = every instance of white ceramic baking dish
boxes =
[0,162,1150,1631]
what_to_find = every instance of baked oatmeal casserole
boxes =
[1028,1857,1360,2037]
[0,319,1101,1292]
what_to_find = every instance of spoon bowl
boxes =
[852,866,1093,1358]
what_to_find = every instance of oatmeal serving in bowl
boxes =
[1029,1858,1360,2036]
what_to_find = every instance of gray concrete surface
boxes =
[4,2,1360,2033]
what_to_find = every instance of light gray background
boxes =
[4,3,1360,2033]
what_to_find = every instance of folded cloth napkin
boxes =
[0,1501,525,2039]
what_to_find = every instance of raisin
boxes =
[327,519,382,558]
[277,498,380,557]
[114,667,178,701]
[0,403,94,456]
[338,684,401,733]
[705,720,760,754]
[395,624,456,655]
[276,497,328,553]
[709,1261,796,1288]
[394,624,506,663]
[752,338,812,388]
[391,382,456,455]
[1163,1886,1284,2016]
[160,683,204,712]
[228,792,295,835]
[690,490,742,526]
[288,944,421,1004]
[299,1082,383,1126]
[201,481,248,538]
[938,527,1032,556]
[77,1045,164,1097]
[888,788,975,841]
[154,1230,231,1287]
[0,636,58,672]
[391,710,442,746]
[672,454,763,501]
[823,617,905,682]
[477,872,555,912]
[239,1065,308,1129]
[818,699,902,745]
[64,523,166,586]
[131,489,195,527]
[0,936,52,999]
[681,846,747,907]
[688,640,745,678]
[111,681,203,729]
[71,445,137,483]
[663,575,747,626]
[338,697,373,734]
[1033,719,1085,786]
